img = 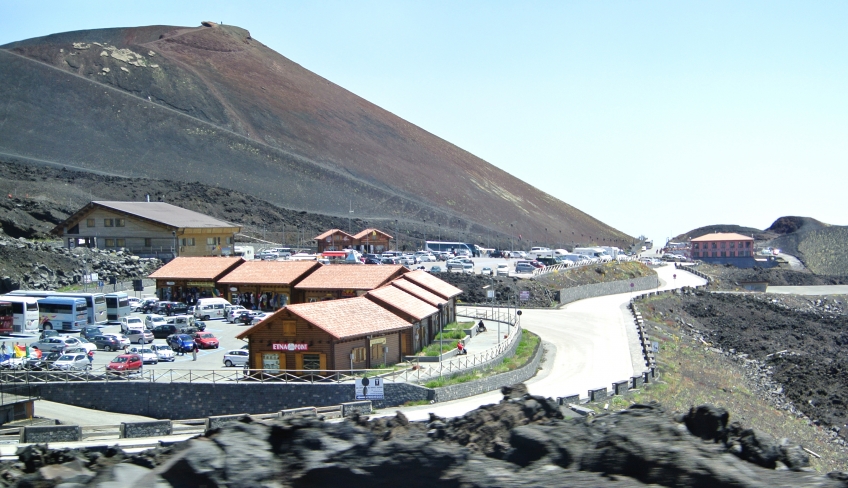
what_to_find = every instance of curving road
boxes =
[386,264,706,420]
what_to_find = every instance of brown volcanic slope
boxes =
[0,23,631,246]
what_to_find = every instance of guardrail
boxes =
[0,306,520,387]
[531,256,635,277]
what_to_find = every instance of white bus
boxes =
[105,292,132,322]
[37,297,88,331]
[0,295,39,333]
[424,241,474,256]
[6,291,107,325]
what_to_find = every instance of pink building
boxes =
[690,232,754,259]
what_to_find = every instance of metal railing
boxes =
[531,255,635,277]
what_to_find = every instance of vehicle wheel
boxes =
[43,323,53,330]
[225,360,233,367]
[105,346,112,352]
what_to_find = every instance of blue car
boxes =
[166,334,196,353]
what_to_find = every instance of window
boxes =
[116,239,125,247]
[711,242,717,249]
[730,242,735,248]
[282,320,296,336]
[105,239,115,247]
[302,354,321,370]
[745,242,751,248]
[693,243,699,249]
[104,219,114,227]
[144,238,152,247]
[720,242,726,248]
[352,347,366,362]
[181,238,195,246]
[262,353,280,373]
[227,237,233,244]
[116,218,125,227]
[721,251,726,257]
[207,237,221,246]
[86,219,95,227]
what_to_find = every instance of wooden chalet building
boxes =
[148,257,243,303]
[53,201,241,260]
[236,296,412,372]
[396,270,463,324]
[365,285,440,356]
[314,228,394,254]
[216,261,322,311]
[294,265,408,302]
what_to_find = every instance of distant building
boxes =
[53,201,242,260]
[690,232,776,268]
[314,228,393,254]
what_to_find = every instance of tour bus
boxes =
[0,296,39,333]
[0,302,13,335]
[6,291,107,325]
[37,297,88,331]
[424,241,475,256]
[105,292,132,321]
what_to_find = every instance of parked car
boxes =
[461,262,474,274]
[223,349,249,367]
[429,265,443,273]
[104,333,131,348]
[363,257,382,265]
[139,298,159,313]
[32,336,94,353]
[79,326,100,341]
[446,259,464,271]
[515,262,535,274]
[236,311,267,326]
[414,252,437,262]
[92,335,125,352]
[151,344,175,362]
[127,346,158,364]
[51,353,90,371]
[24,351,62,371]
[481,267,493,276]
[529,260,545,269]
[120,316,144,333]
[125,328,154,344]
[127,296,142,311]
[107,354,142,373]
[167,334,196,354]
[144,314,168,330]
[151,324,179,339]
[156,301,188,316]
[194,332,219,349]
[496,263,509,276]
[226,306,248,323]
[39,329,59,340]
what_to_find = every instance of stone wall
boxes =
[31,381,431,419]
[20,425,82,443]
[432,339,543,403]
[559,275,659,305]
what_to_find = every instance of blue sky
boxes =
[2,1,846,244]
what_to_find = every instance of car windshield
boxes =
[198,333,213,338]
[112,357,128,363]
[127,318,141,324]
[139,348,153,354]
[58,355,75,361]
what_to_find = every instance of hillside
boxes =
[0,22,631,248]
[674,224,775,242]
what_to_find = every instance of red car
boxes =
[529,261,545,269]
[194,332,219,349]
[106,354,142,373]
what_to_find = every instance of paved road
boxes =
[385,264,705,420]
[767,285,848,295]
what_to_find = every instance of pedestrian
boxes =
[87,349,94,367]
[0,342,6,359]
[191,344,197,361]
[31,346,42,359]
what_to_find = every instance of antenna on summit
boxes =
[348,200,354,234]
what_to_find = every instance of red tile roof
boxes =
[401,270,463,299]
[352,228,392,240]
[148,257,243,280]
[314,229,354,241]
[238,297,410,340]
[691,232,755,242]
[295,265,407,291]
[217,261,320,285]
[366,285,438,321]
[390,278,447,306]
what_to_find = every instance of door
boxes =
[261,353,281,373]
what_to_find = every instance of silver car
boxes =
[151,344,175,362]
[223,349,249,367]
[125,329,155,344]
[126,346,158,364]
[51,353,90,371]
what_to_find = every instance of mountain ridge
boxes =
[0,22,631,247]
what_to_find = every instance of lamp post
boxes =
[172,231,177,258]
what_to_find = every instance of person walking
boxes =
[87,349,94,368]
[191,344,197,361]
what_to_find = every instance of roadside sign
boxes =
[630,282,634,288]
[486,290,494,299]
[355,377,384,400]
[652,341,659,353]
[673,274,677,280]
[519,291,530,301]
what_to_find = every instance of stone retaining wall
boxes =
[559,275,659,305]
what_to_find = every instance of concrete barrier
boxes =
[642,371,651,384]
[570,405,595,416]
[205,413,250,431]
[588,387,608,402]
[20,425,82,443]
[612,380,630,396]
[341,401,372,417]
[631,375,644,389]
[280,407,317,418]
[121,420,172,438]
[557,394,580,405]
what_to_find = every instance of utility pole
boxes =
[348,201,354,234]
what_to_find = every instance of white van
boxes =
[194,298,231,320]
[166,314,196,329]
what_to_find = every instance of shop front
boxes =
[217,261,321,309]
[149,257,244,306]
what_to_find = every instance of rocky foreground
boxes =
[5,385,848,487]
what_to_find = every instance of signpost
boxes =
[355,377,384,400]
[519,291,530,301]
